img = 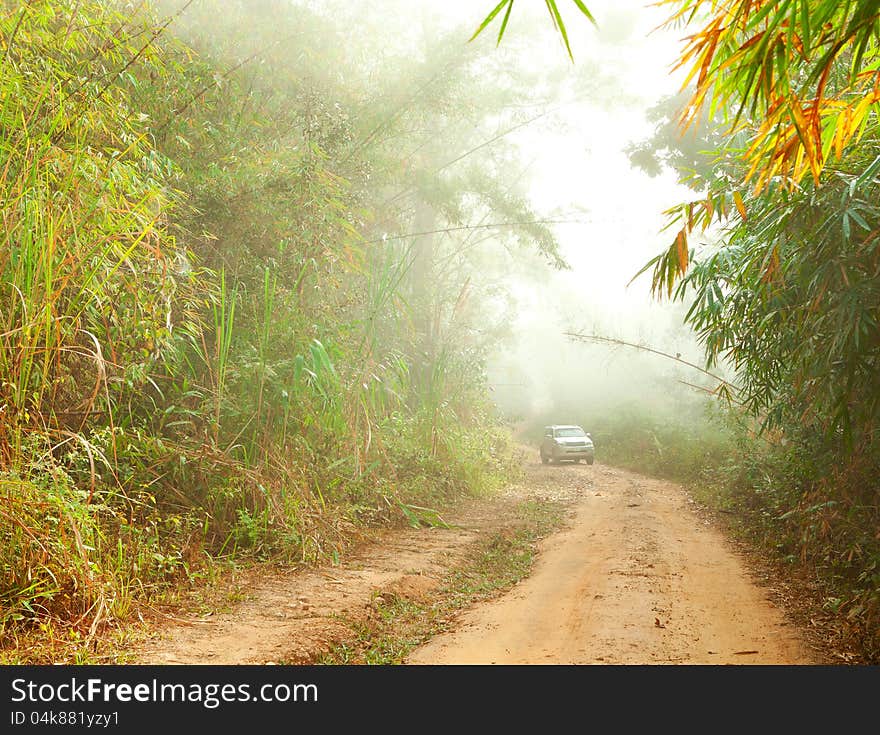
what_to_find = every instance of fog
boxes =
[431,1,719,438]
[163,0,723,442]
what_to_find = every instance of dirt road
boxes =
[408,462,814,665]
[135,460,816,665]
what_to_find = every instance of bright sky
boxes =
[518,1,691,314]
[438,1,696,330]
[425,1,710,412]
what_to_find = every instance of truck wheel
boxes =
[587,457,594,465]
[540,453,549,465]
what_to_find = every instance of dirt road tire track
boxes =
[408,463,815,664]
[135,461,816,665]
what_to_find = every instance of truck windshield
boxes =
[555,428,586,437]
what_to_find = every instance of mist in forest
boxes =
[399,0,718,438]
[160,0,721,442]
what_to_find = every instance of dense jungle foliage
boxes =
[665,0,880,661]
[0,0,569,660]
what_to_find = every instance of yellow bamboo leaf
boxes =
[733,191,747,220]
[833,108,850,159]
[675,228,688,274]
[702,195,714,225]
[761,246,781,284]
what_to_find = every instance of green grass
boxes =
[315,499,566,665]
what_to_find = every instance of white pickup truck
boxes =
[540,425,594,465]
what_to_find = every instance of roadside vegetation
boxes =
[0,0,552,662]
[634,1,880,662]
[317,499,565,665]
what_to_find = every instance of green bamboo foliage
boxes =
[0,0,196,635]
[1,0,528,658]
[209,269,237,443]
[0,0,181,465]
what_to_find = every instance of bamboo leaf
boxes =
[733,190,748,220]
[569,0,597,26]
[496,0,514,46]
[469,0,512,43]
[545,1,574,61]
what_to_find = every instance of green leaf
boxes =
[545,0,574,61]
[570,0,597,27]
[496,0,514,46]
[469,0,512,43]
[398,502,422,529]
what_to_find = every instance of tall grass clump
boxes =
[0,1,198,642]
[700,428,880,661]
[589,402,735,484]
